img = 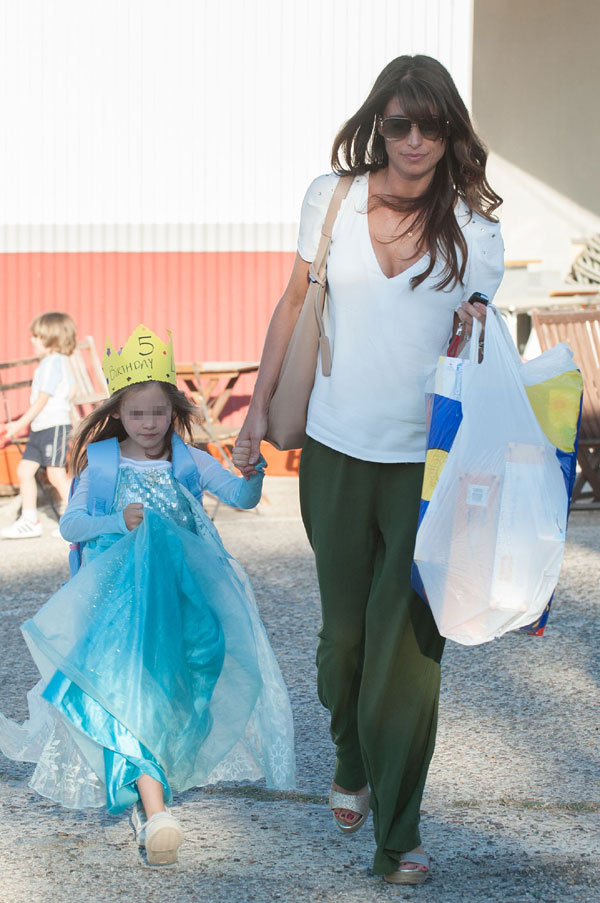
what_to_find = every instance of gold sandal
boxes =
[328,786,370,834]
[384,850,431,886]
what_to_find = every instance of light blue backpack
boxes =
[67,433,203,577]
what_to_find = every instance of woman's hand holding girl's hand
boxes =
[123,503,144,530]
[234,408,268,479]
[232,440,252,475]
[232,437,265,479]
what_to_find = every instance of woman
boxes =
[236,55,504,885]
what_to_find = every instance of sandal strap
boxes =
[398,852,430,869]
[329,788,370,816]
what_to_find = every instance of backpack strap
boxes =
[66,474,82,577]
[86,438,121,515]
[86,435,200,509]
[171,433,203,499]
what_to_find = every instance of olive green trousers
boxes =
[299,437,445,875]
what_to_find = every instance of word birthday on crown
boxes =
[108,359,153,380]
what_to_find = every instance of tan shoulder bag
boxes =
[265,174,354,450]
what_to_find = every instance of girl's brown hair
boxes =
[30,312,77,355]
[330,54,502,290]
[68,381,200,476]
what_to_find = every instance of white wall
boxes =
[472,0,600,217]
[0,0,474,238]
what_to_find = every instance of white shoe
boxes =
[131,801,147,846]
[131,803,184,866]
[1,516,43,539]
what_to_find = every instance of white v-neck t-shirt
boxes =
[297,172,505,463]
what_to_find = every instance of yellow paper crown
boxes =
[102,325,177,395]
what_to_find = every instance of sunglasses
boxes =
[378,116,450,142]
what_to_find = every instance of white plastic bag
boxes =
[413,307,569,645]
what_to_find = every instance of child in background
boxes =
[2,311,76,539]
[0,324,295,867]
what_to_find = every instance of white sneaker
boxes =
[131,801,147,846]
[131,803,184,866]
[1,516,43,539]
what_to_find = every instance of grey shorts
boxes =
[22,425,71,468]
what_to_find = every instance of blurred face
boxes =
[378,95,447,183]
[116,382,172,457]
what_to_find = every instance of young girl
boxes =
[0,325,295,866]
[2,311,77,539]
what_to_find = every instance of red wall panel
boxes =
[0,251,295,424]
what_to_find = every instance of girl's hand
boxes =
[235,408,268,479]
[4,422,21,440]
[123,503,144,531]
[457,297,488,338]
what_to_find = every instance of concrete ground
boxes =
[0,477,598,903]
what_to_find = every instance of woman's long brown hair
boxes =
[68,381,200,476]
[331,54,502,290]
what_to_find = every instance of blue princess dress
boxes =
[0,443,295,811]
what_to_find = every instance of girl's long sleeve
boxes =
[59,468,128,542]
[60,447,264,542]
[189,446,265,509]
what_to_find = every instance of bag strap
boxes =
[171,433,203,499]
[86,438,120,516]
[66,475,82,577]
[309,174,354,286]
[87,434,203,510]
[308,174,354,375]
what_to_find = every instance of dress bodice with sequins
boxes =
[113,466,196,532]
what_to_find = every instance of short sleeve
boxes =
[297,173,340,262]
[461,212,505,306]
[36,355,63,395]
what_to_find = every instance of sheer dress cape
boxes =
[0,459,295,811]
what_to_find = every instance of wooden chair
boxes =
[0,336,108,428]
[67,335,110,422]
[175,361,263,519]
[0,336,109,504]
[0,354,41,495]
[0,355,38,422]
[183,365,241,519]
[531,308,600,509]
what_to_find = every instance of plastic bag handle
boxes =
[468,306,522,370]
[469,306,537,422]
[469,316,483,365]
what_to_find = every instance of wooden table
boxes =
[175,361,259,424]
